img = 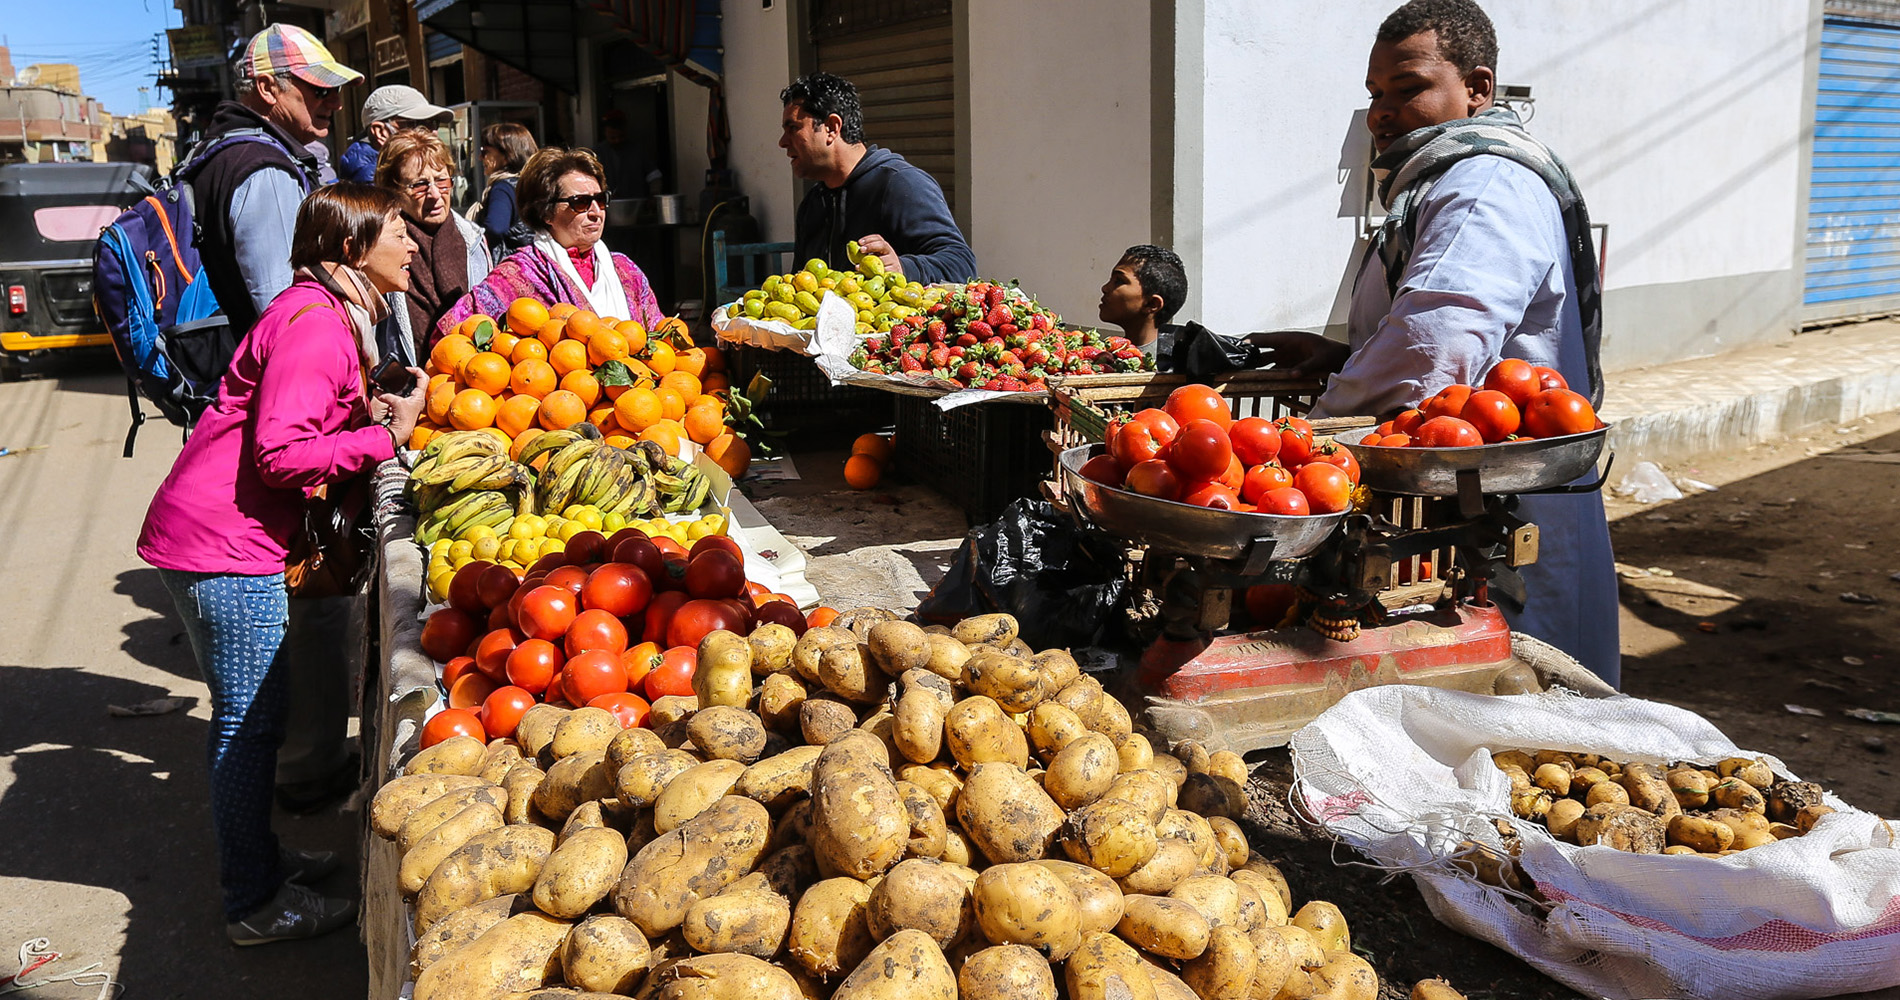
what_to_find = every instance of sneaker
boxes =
[280,846,341,884]
[226,881,357,946]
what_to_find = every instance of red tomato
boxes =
[473,627,523,682]
[690,535,744,564]
[1241,462,1293,504]
[441,655,478,689]
[1423,384,1475,421]
[422,708,484,748]
[1258,487,1310,516]
[447,560,493,616]
[807,606,840,628]
[563,530,607,565]
[478,686,537,740]
[1461,389,1521,443]
[1245,584,1299,628]
[717,597,757,636]
[667,599,750,649]
[565,608,629,656]
[1164,384,1232,429]
[643,590,690,644]
[420,608,482,663]
[589,691,650,729]
[1124,459,1183,501]
[1277,415,1314,436]
[622,641,663,692]
[448,670,497,710]
[1415,416,1485,448]
[1220,454,1244,490]
[685,550,746,600]
[1078,453,1125,486]
[1293,463,1353,514]
[1168,419,1233,481]
[544,670,570,706]
[1130,407,1181,445]
[528,551,569,575]
[1482,359,1540,408]
[650,535,689,561]
[1228,417,1282,467]
[543,565,590,597]
[564,649,630,704]
[1307,442,1361,484]
[610,535,666,582]
[1523,388,1597,438]
[644,646,698,699]
[754,599,810,635]
[581,563,653,617]
[1376,433,1413,447]
[1110,419,1170,468]
[506,576,543,627]
[1373,420,1396,437]
[1533,366,1569,392]
[474,563,520,613]
[516,585,578,641]
[1182,482,1241,509]
[1392,408,1427,435]
[504,637,563,694]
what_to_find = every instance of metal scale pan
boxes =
[1337,424,1611,497]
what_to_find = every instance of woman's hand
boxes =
[377,367,429,447]
[1245,331,1352,377]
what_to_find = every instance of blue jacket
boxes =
[793,145,975,284]
[338,139,378,185]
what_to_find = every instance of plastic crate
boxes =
[893,396,1056,523]
[725,344,893,433]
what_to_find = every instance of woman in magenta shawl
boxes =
[434,146,664,348]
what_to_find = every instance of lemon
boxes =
[574,507,605,532]
[451,553,473,571]
[472,535,502,561]
[541,537,567,556]
[556,519,586,542]
[430,538,453,556]
[562,504,586,520]
[448,540,474,561]
[462,523,498,544]
[498,538,517,564]
[602,511,628,534]
[685,519,715,541]
[428,571,453,601]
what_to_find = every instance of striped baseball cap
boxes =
[242,24,363,88]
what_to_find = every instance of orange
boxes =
[455,314,498,342]
[536,317,568,349]
[549,339,590,378]
[603,433,637,450]
[506,297,551,336]
[448,388,499,431]
[645,341,676,375]
[587,328,629,367]
[674,347,709,380]
[548,302,579,320]
[588,406,618,432]
[690,393,724,416]
[702,373,730,394]
[510,427,544,462]
[538,389,586,430]
[614,387,663,431]
[428,371,454,393]
[683,403,725,445]
[660,370,702,401]
[488,330,520,359]
[510,337,548,366]
[426,382,457,425]
[638,419,685,456]
[851,433,894,464]
[565,310,605,344]
[408,424,437,451]
[495,393,542,437]
[430,333,477,375]
[561,370,601,407]
[843,454,883,490]
[617,320,648,355]
[656,386,687,422]
[704,431,751,479]
[702,345,727,374]
[459,351,511,395]
[510,358,558,398]
[654,316,690,346]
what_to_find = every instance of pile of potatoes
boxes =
[371,610,1392,1000]
[1495,749,1835,857]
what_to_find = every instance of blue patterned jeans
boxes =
[157,568,291,922]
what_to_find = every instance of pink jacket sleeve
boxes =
[251,309,396,491]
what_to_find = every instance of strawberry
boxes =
[1106,336,1132,351]
[998,350,1021,367]
[968,321,994,340]
[1030,314,1053,332]
[984,336,1005,350]
[955,332,978,347]
[908,343,928,360]
[999,323,1019,338]
[890,323,913,340]
[864,336,887,354]
[957,361,982,382]
[1005,332,1028,350]
[1022,347,1048,367]
[985,287,1006,310]
[928,347,952,368]
[985,304,1012,327]
[899,354,924,373]
[926,320,947,340]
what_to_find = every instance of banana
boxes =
[415,454,489,487]
[446,492,509,538]
[549,460,590,514]
[424,490,490,527]
[590,459,641,513]
[461,457,528,493]
[460,501,514,535]
[409,481,456,516]
[450,454,512,492]
[575,421,603,442]
[430,430,506,464]
[516,428,582,469]
[546,440,601,481]
[578,449,625,507]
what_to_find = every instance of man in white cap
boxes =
[337,84,452,184]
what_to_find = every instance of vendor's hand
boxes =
[377,367,429,444]
[856,233,904,277]
[1246,330,1352,377]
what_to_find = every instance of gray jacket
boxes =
[378,213,494,368]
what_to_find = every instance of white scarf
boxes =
[533,234,631,321]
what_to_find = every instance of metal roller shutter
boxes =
[1806,10,1900,321]
[813,3,956,210]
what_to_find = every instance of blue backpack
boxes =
[93,130,275,457]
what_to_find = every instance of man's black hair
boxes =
[1122,245,1188,325]
[1377,0,1498,75]
[780,73,866,144]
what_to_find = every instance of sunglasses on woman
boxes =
[557,192,610,212]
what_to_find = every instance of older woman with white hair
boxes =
[373,130,491,366]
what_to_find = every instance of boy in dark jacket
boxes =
[780,73,975,284]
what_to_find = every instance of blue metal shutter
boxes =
[1806,16,1900,320]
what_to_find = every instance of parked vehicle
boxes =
[0,162,152,379]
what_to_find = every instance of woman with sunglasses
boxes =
[373,130,492,366]
[435,146,664,347]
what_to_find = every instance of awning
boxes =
[584,0,723,84]
[417,0,585,93]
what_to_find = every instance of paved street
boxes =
[0,354,366,999]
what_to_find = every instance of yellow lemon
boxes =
[602,511,628,534]
[472,536,502,561]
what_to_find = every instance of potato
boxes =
[735,745,823,809]
[1718,756,1776,789]
[1585,781,1630,808]
[654,759,748,833]
[1533,750,1575,771]
[751,844,820,900]
[557,799,606,843]
[810,733,909,879]
[749,623,798,675]
[1117,732,1156,774]
[770,799,815,855]
[687,630,752,709]
[414,824,557,931]
[1410,979,1469,1000]
[397,783,511,852]
[1661,767,1709,810]
[896,763,962,816]
[896,780,949,859]
[651,695,701,728]
[819,641,888,706]
[405,734,488,776]
[957,944,1056,1000]
[1711,777,1768,814]
[1156,808,1222,870]
[863,620,930,676]
[1066,931,1158,1000]
[1026,703,1088,760]
[515,703,570,758]
[370,773,488,839]
[1797,803,1836,834]
[1532,763,1571,797]
[1118,895,1209,960]
[1768,781,1824,824]
[792,626,853,681]
[970,863,1082,958]
[945,696,1030,770]
[534,749,615,821]
[1492,750,1535,774]
[500,762,548,825]
[1114,835,1196,894]
[1045,733,1120,811]
[613,796,773,937]
[951,614,1018,648]
[798,697,858,746]
[1235,857,1292,911]
[1232,879,1268,933]
[834,607,898,638]
[651,952,804,1000]
[1308,953,1380,1000]
[688,706,769,763]
[1181,925,1256,1000]
[826,928,957,1000]
[916,632,972,682]
[1017,859,1119,936]
[615,749,698,809]
[755,672,808,734]
[1546,798,1586,841]
[1204,816,1249,871]
[1574,804,1665,853]
[1247,928,1296,999]
[564,913,653,994]
[1619,763,1680,817]
[892,689,948,765]
[605,726,666,771]
[401,802,505,896]
[1030,649,1082,696]
[940,827,983,868]
[683,888,792,958]
[1291,901,1349,953]
[473,740,522,784]
[550,707,621,760]
[1666,814,1735,853]
[787,877,876,979]
[1089,695,1134,746]
[866,858,974,947]
[530,825,628,919]
[958,762,1065,864]
[961,647,1044,714]
[1098,770,1173,825]
[1177,772,1242,821]
[1171,875,1242,929]
[410,893,524,979]
[1268,924,1327,970]
[414,910,570,1000]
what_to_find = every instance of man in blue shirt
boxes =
[337,84,451,185]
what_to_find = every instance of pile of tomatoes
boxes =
[1362,360,1601,448]
[1077,385,1360,515]
[414,527,816,747]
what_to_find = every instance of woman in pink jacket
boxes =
[138,183,428,945]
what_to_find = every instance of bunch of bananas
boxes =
[524,429,658,520]
[643,441,716,513]
[734,245,947,336]
[407,431,535,545]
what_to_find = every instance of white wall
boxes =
[669,72,711,201]
[963,0,1151,326]
[721,1,800,242]
[1189,0,1811,368]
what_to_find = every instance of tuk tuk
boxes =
[0,162,153,379]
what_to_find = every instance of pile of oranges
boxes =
[410,298,753,479]
[843,432,893,490]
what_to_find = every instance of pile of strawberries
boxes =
[848,280,1154,391]
[1079,385,1360,515]
[1364,359,1602,448]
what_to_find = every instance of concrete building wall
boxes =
[1185,0,1813,372]
[722,1,801,243]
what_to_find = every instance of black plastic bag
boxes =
[1172,320,1265,378]
[917,499,1129,650]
